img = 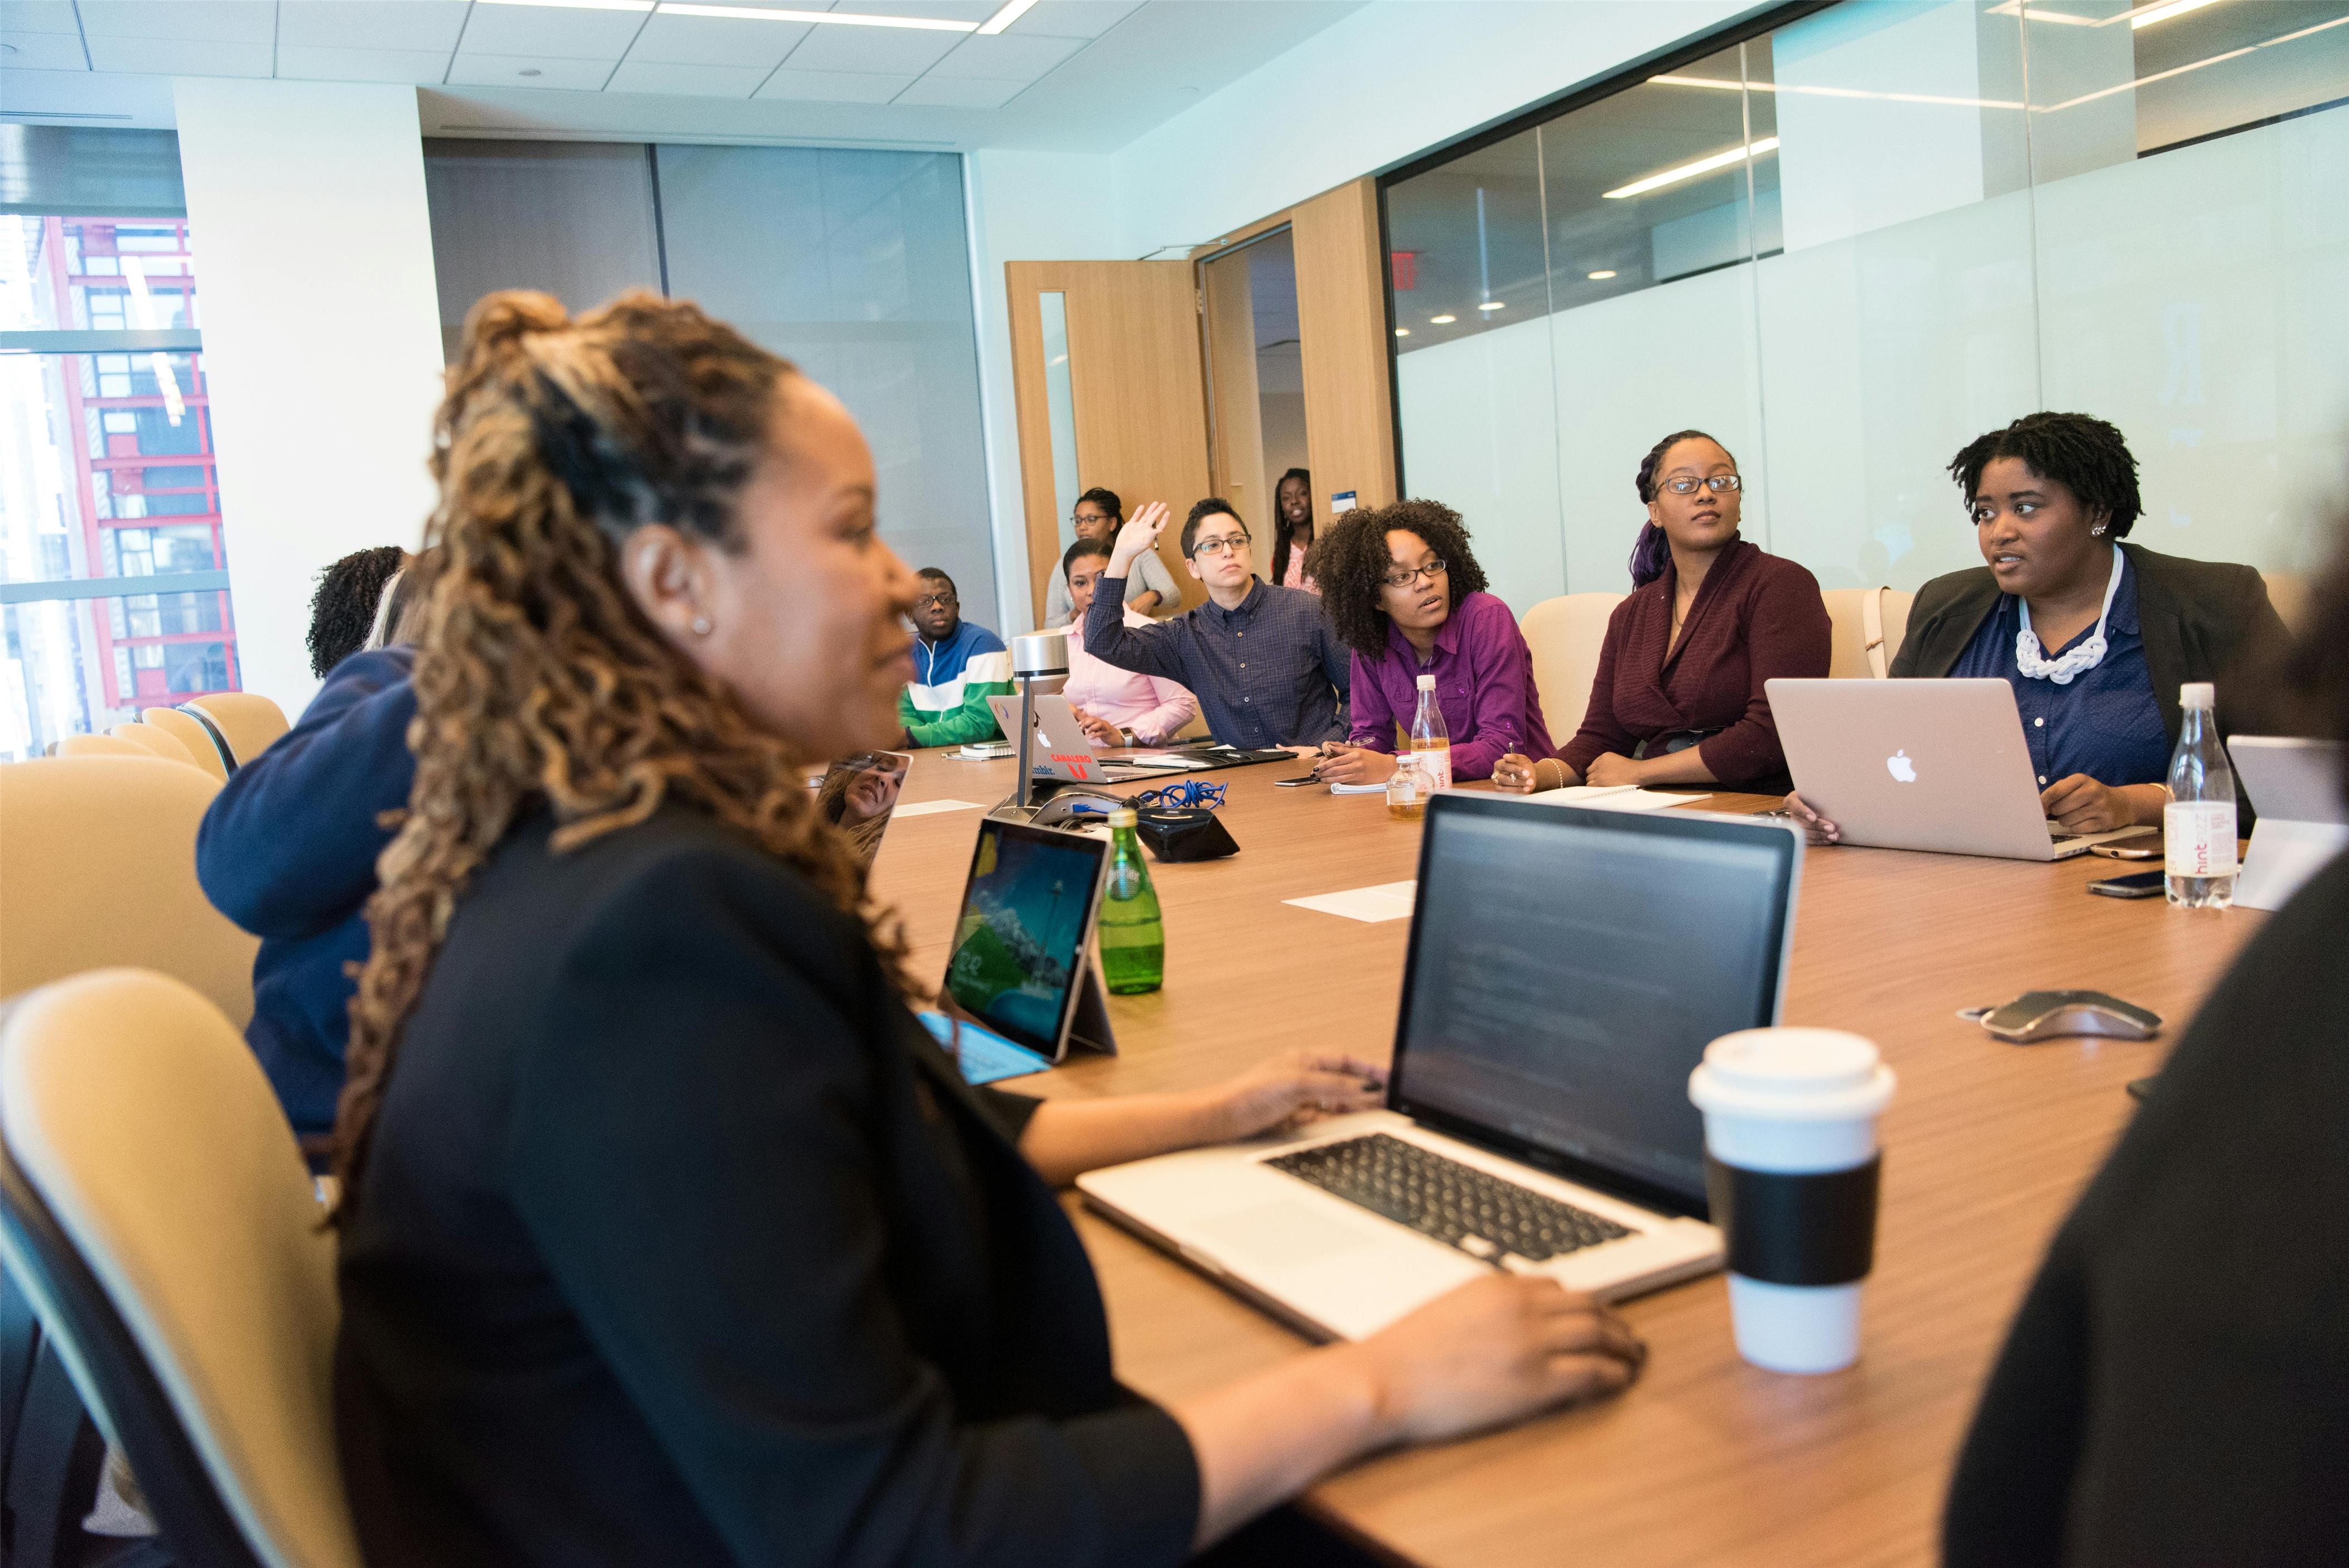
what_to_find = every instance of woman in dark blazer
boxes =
[329,290,1644,1568]
[1793,412,2287,842]
[1494,430,1831,796]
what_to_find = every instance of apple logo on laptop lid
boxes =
[1887,750,1918,783]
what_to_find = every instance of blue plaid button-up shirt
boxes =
[1083,575,1350,747]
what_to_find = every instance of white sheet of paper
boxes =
[1524,785,1696,813]
[893,798,984,818]
[1284,879,1418,922]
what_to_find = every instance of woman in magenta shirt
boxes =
[1057,537,1198,745]
[1310,500,1552,784]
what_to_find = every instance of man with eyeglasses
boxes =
[1083,498,1350,749]
[897,567,1013,747]
[1044,487,1175,624]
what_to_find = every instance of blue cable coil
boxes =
[1128,780,1227,812]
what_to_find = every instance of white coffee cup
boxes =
[1687,1027,1895,1375]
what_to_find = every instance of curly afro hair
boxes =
[1947,412,2142,538]
[306,545,408,678]
[1308,498,1491,658]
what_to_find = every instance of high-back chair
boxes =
[53,734,149,761]
[1820,587,1915,678]
[1519,592,1625,742]
[0,757,255,1029]
[0,969,364,1568]
[138,708,231,783]
[181,694,290,769]
[2263,571,2310,636]
[105,722,202,767]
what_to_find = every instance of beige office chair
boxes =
[1519,592,1624,741]
[1820,587,1914,678]
[54,733,149,760]
[2263,571,2310,635]
[0,969,363,1568]
[139,707,230,782]
[182,694,290,768]
[105,721,202,766]
[0,756,256,1028]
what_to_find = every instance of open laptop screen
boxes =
[1390,797,1800,1217]
[944,819,1107,1059]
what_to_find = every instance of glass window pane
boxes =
[0,590,240,758]
[4,214,201,334]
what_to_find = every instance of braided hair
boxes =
[1311,498,1491,658]
[329,289,909,1223]
[1947,412,2143,536]
[306,545,408,677]
[1629,430,1730,588]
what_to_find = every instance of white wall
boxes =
[173,79,444,717]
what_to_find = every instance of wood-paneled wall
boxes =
[1291,179,1398,514]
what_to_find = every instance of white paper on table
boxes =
[1284,880,1417,922]
[893,798,984,818]
[1523,785,1695,813]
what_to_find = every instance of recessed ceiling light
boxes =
[655,2,979,29]
[1477,301,1504,312]
[479,0,653,11]
[978,0,1041,34]
[1588,269,1617,280]
[1394,327,1409,337]
[1604,137,1779,200]
[1429,314,1456,325]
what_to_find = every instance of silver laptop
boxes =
[2229,735,2348,911]
[1768,678,2152,861]
[985,693,1204,785]
[1078,795,1805,1343]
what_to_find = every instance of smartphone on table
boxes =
[2088,869,2167,899]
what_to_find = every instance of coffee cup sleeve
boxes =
[1704,1155,1881,1287]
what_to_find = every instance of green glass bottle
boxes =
[1097,807,1165,995]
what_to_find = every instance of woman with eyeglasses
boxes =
[1495,430,1830,795]
[1309,499,1552,784]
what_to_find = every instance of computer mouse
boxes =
[1969,990,2162,1044]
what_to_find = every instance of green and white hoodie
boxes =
[899,620,1013,747]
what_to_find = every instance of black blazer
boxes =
[335,803,1199,1568]
[1890,542,2287,752]
[1943,850,2349,1565]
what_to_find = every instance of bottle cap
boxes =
[2180,681,2215,709]
[1107,807,1137,827]
[1416,673,1436,691]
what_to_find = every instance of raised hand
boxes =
[1110,501,1172,572]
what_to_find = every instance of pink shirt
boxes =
[1063,611,1198,744]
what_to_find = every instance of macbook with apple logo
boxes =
[1766,678,2154,861]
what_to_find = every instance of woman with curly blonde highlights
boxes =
[334,291,1644,1568]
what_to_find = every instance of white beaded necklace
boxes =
[2015,546,2122,686]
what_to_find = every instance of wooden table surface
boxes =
[867,752,2260,1568]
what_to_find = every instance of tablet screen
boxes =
[943,819,1105,1059]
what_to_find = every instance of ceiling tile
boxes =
[85,33,273,73]
[455,6,650,62]
[924,31,1078,81]
[753,66,911,103]
[779,23,961,75]
[1008,0,1142,40]
[892,74,1024,108]
[626,11,807,69]
[445,51,618,89]
[0,2,81,36]
[605,59,766,95]
[278,1,471,52]
[275,43,454,83]
[0,30,88,67]
[76,1,274,42]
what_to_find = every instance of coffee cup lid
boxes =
[1687,1027,1895,1123]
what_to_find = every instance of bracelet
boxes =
[1533,758,1568,791]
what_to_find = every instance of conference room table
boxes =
[866,750,2263,1568]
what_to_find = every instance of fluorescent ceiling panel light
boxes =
[1587,270,1617,280]
[977,0,1040,35]
[1984,2,2099,22]
[1604,137,1778,200]
[480,0,655,11]
[1428,314,1456,325]
[1477,301,1504,311]
[1648,74,2021,110]
[2132,0,2222,26]
[656,3,978,29]
[1393,327,1409,337]
[2037,42,2252,110]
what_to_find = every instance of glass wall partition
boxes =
[1386,0,2349,612]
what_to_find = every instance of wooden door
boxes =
[1005,262,1212,630]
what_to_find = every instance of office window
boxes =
[1386,0,2349,611]
[1,191,241,759]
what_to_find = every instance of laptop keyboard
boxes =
[1264,1133,1633,1266]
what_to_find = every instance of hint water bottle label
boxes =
[2164,800,2238,879]
[1416,747,1453,792]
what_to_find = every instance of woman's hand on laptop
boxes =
[1200,1050,1389,1142]
[2041,775,2163,834]
[1071,707,1125,746]
[1347,1276,1646,1446]
[1786,792,1840,845]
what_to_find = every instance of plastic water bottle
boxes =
[2164,681,2237,909]
[1097,807,1164,993]
[1408,672,1451,792]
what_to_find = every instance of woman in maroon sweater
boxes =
[1496,430,1830,796]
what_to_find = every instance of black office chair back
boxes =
[0,1144,265,1568]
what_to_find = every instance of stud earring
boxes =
[690,614,713,636]
[2091,524,2106,537]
